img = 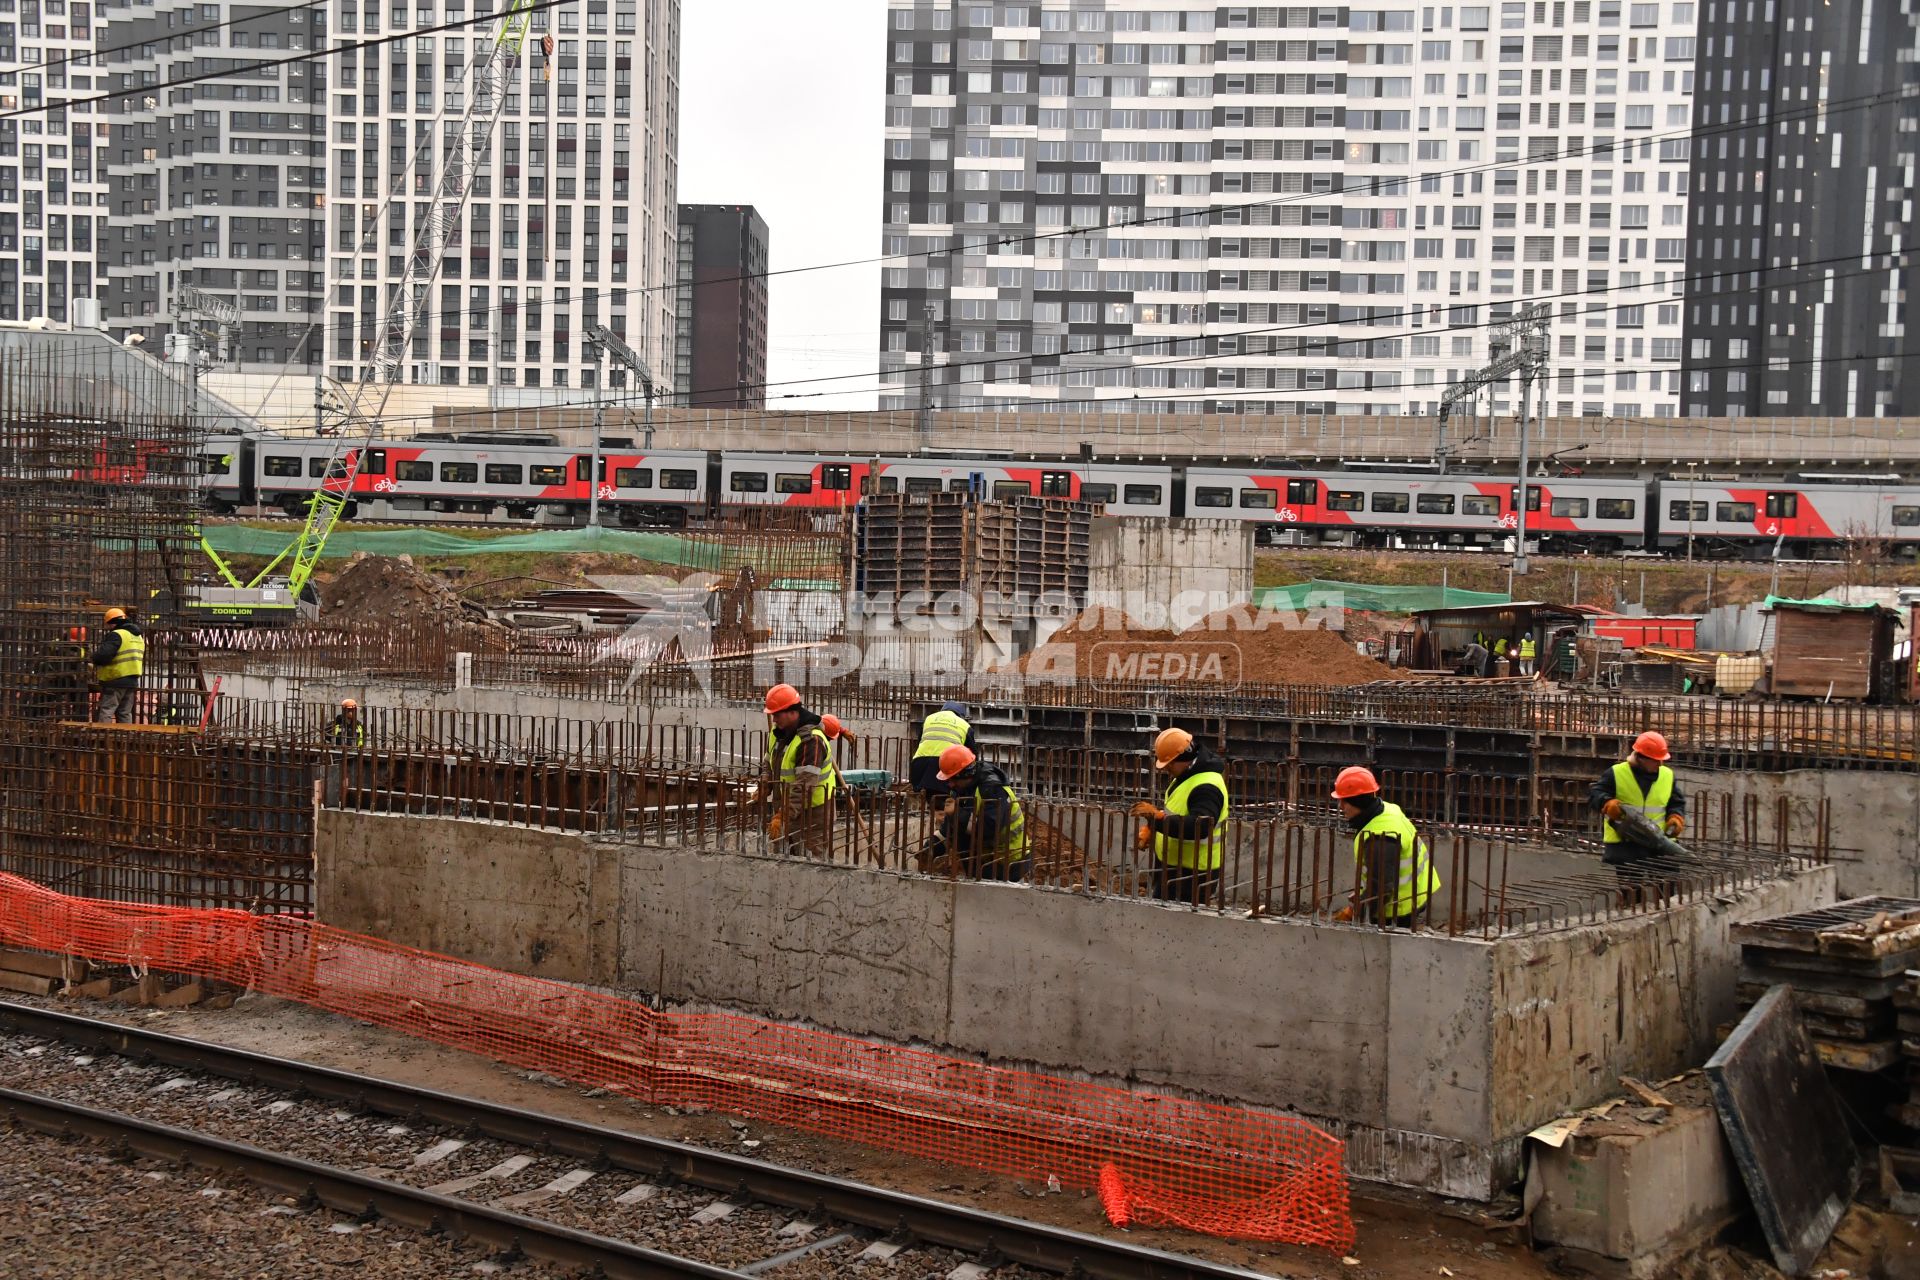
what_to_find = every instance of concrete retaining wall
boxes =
[316,810,1833,1199]
[1085,517,1254,630]
[1676,765,1919,898]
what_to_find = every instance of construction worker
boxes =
[1455,638,1491,678]
[1131,727,1229,905]
[764,683,838,855]
[929,744,1029,882]
[1590,730,1686,862]
[1333,766,1440,928]
[88,607,145,724]
[910,700,974,799]
[325,698,365,747]
[1518,634,1537,677]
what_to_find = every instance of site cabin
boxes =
[1396,602,1590,676]
[1765,601,1900,703]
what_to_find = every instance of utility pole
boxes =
[918,303,937,447]
[586,321,656,483]
[587,336,606,528]
[1441,304,1551,580]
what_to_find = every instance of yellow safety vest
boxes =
[965,777,1028,863]
[1604,761,1674,844]
[769,727,838,809]
[913,709,971,759]
[94,630,145,683]
[326,717,365,747]
[1519,637,1536,659]
[1155,768,1230,871]
[1354,800,1439,918]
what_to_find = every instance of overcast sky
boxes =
[679,1,886,411]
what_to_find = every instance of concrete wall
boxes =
[317,810,1833,1199]
[1676,765,1919,898]
[1085,517,1254,631]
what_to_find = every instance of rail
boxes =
[0,1002,1275,1280]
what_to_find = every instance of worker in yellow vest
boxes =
[1591,730,1685,857]
[1518,634,1537,677]
[910,700,974,800]
[1332,766,1440,927]
[1131,727,1230,906]
[88,607,145,724]
[930,744,1029,882]
[763,683,839,855]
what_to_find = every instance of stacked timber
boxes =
[1731,897,1920,1075]
[1896,973,1920,1129]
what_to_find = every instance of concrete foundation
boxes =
[1084,518,1255,633]
[316,810,1834,1200]
[1675,765,1919,898]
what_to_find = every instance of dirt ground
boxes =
[0,991,1556,1280]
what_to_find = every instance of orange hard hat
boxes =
[340,698,357,711]
[764,683,801,714]
[1153,727,1194,769]
[1332,766,1380,800]
[103,607,126,624]
[1632,730,1670,762]
[820,713,843,739]
[936,744,977,781]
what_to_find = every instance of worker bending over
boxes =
[1590,730,1685,860]
[910,701,974,800]
[325,698,365,747]
[1133,728,1230,906]
[1333,766,1440,927]
[763,683,839,856]
[89,607,145,724]
[931,745,1029,882]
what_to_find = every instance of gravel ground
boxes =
[0,1029,1052,1280]
[0,1125,568,1280]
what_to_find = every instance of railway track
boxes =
[0,1000,1270,1280]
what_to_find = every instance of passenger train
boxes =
[195,433,1920,560]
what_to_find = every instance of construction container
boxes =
[1716,654,1764,696]
[1768,601,1898,702]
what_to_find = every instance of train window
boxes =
[1462,495,1499,516]
[905,476,942,494]
[822,465,854,491]
[1240,488,1276,509]
[574,456,607,482]
[948,479,973,493]
[730,471,768,493]
[362,449,387,476]
[307,456,330,478]
[1508,485,1543,512]
[1550,497,1588,518]
[1765,492,1798,519]
[263,455,301,477]
[1668,500,1707,521]
[1041,470,1073,497]
[660,469,699,491]
[1417,493,1455,515]
[1893,506,1920,527]
[1716,501,1755,522]
[530,464,566,486]
[1082,482,1117,504]
[1596,497,1635,520]
[1123,484,1164,506]
[1371,491,1410,513]
[1193,486,1233,508]
[440,462,478,484]
[614,467,654,489]
[396,460,432,482]
[777,474,813,494]
[485,463,524,486]
[200,454,231,475]
[1326,490,1364,512]
[1286,478,1317,505]
[994,479,1034,500]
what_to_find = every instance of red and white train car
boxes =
[715,453,1177,517]
[1652,479,1920,556]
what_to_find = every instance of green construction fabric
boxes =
[1253,579,1511,613]
[201,523,827,573]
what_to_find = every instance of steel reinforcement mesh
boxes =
[0,871,1354,1252]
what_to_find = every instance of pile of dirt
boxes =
[1007,608,1179,678]
[319,553,504,640]
[1177,606,1398,686]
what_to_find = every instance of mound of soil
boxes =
[1006,603,1397,687]
[320,553,504,643]
[1178,607,1397,686]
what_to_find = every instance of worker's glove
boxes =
[1129,801,1165,820]
[1134,823,1154,850]
[767,812,786,841]
[1664,814,1686,838]
[1332,906,1355,923]
[1602,799,1625,821]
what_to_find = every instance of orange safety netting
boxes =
[0,872,1353,1251]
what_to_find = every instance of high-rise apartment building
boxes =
[324,0,680,396]
[879,1,1696,420]
[101,0,327,368]
[674,202,768,407]
[0,0,108,326]
[1679,0,1919,418]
